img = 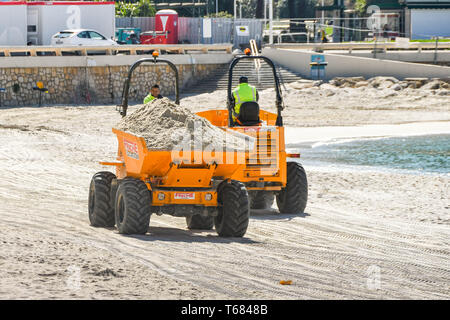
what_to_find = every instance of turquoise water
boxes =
[296,134,450,175]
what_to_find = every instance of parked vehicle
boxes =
[115,28,141,45]
[140,30,169,45]
[51,29,117,46]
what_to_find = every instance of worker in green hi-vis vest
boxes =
[143,84,163,104]
[232,76,258,122]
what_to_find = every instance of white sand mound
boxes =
[115,98,251,151]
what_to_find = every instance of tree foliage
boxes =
[115,0,156,17]
[236,0,258,18]
[276,0,318,19]
[205,11,234,18]
[354,0,367,16]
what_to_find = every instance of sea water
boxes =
[290,134,450,176]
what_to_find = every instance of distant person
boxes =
[128,32,139,44]
[143,84,163,104]
[232,76,259,123]
[321,29,328,43]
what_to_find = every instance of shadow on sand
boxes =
[250,208,310,221]
[122,226,259,244]
[114,209,309,243]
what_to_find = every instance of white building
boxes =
[0,1,115,46]
[27,1,115,45]
[0,1,27,46]
[402,0,450,39]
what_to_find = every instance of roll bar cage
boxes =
[118,56,180,117]
[227,55,284,127]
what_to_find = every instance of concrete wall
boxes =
[262,47,450,80]
[0,53,231,107]
[338,50,450,64]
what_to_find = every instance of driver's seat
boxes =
[237,101,261,126]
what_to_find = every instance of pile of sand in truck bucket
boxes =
[115,98,253,151]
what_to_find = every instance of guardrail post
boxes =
[433,36,439,65]
[373,37,377,58]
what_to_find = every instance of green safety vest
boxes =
[143,93,156,104]
[232,83,257,117]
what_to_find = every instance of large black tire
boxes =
[88,171,116,227]
[115,178,151,235]
[186,215,214,230]
[276,162,308,214]
[249,191,275,210]
[214,180,250,237]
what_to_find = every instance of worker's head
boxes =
[151,84,160,97]
[239,76,248,84]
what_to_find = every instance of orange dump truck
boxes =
[88,53,308,237]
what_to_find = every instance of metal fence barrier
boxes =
[115,17,264,49]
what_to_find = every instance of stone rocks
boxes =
[319,83,336,91]
[354,81,369,88]
[421,80,441,90]
[289,80,316,90]
[368,76,399,89]
[391,84,402,91]
[320,76,449,95]
[329,76,365,87]
[403,77,428,89]
[382,90,398,98]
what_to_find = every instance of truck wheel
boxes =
[115,178,151,235]
[186,215,214,230]
[249,191,275,210]
[215,180,250,237]
[88,171,116,228]
[276,162,308,214]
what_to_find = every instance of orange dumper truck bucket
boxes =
[107,128,254,209]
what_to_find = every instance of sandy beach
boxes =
[0,84,449,299]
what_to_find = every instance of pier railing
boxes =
[0,44,232,57]
[268,41,450,53]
